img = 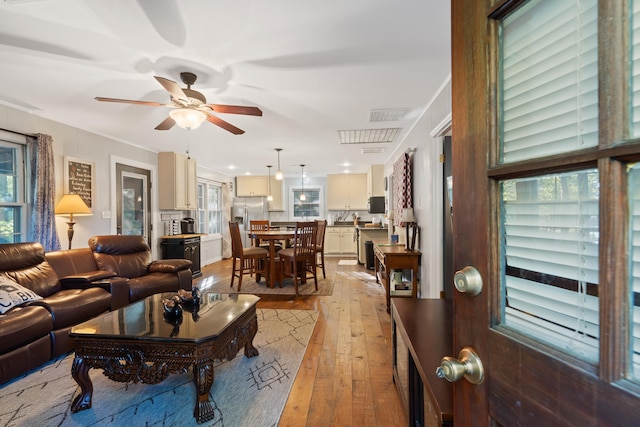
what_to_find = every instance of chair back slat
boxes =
[294,221,317,258]
[316,220,327,247]
[229,221,243,257]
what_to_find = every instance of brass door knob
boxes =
[436,346,484,384]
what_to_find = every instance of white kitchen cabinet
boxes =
[325,226,356,254]
[327,174,367,211]
[158,152,197,210]
[367,164,385,197]
[236,175,269,197]
[268,176,284,211]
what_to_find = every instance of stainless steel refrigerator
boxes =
[232,197,268,248]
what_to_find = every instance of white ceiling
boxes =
[0,0,451,178]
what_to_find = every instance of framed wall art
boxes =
[64,156,95,208]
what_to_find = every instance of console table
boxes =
[373,243,420,313]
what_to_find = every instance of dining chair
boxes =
[315,219,327,279]
[278,221,318,295]
[229,221,269,291]
[250,219,283,252]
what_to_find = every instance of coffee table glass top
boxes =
[70,292,260,343]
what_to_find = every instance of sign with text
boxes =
[64,157,95,208]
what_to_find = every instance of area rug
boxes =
[0,308,318,427]
[198,275,334,296]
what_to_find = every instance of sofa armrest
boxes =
[59,270,117,285]
[60,273,129,311]
[149,259,192,273]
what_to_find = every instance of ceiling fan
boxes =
[95,72,262,134]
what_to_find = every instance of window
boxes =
[197,180,222,235]
[0,139,26,243]
[498,0,600,363]
[290,187,323,220]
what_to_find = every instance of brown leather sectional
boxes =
[0,235,192,385]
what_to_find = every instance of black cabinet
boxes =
[161,236,201,278]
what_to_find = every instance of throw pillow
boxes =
[0,276,43,314]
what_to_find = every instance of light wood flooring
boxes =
[194,256,406,427]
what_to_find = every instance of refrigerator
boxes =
[232,197,268,248]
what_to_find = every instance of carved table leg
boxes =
[70,356,93,413]
[244,316,260,358]
[193,362,215,423]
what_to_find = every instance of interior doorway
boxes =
[442,135,453,298]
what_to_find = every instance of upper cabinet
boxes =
[327,174,367,211]
[236,175,284,211]
[367,164,385,197]
[236,175,268,197]
[158,152,197,210]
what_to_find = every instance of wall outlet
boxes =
[101,211,111,219]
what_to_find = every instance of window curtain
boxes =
[392,152,413,227]
[221,182,232,259]
[28,133,61,251]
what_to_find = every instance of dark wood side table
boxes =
[373,243,421,312]
[392,298,453,426]
[69,293,259,424]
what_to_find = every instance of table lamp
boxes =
[55,194,92,249]
[401,208,416,251]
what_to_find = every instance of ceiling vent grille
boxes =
[338,128,400,144]
[361,147,386,154]
[368,108,409,122]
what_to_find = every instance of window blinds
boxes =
[501,0,598,163]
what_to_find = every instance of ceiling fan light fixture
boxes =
[169,108,207,129]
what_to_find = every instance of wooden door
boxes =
[451,0,639,424]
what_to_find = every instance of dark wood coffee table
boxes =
[69,292,260,424]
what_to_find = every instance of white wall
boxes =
[384,76,452,299]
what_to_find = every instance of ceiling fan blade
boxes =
[205,104,263,116]
[205,114,245,135]
[155,116,176,130]
[154,76,188,102]
[95,97,170,107]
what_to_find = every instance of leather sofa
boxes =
[0,242,113,385]
[88,235,192,302]
[0,236,193,385]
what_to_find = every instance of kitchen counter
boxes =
[160,233,207,239]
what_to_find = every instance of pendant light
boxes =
[299,164,306,201]
[266,165,273,201]
[275,148,283,180]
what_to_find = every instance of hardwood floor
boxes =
[194,256,407,427]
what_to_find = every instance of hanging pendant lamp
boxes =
[299,164,306,201]
[275,148,283,180]
[267,165,273,201]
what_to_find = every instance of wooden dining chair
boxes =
[315,219,327,279]
[278,221,318,295]
[229,221,269,291]
[250,219,283,252]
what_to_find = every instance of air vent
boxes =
[368,108,409,122]
[361,147,387,154]
[338,128,400,144]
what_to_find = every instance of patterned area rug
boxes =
[197,274,334,296]
[0,308,318,427]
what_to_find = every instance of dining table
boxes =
[248,229,297,288]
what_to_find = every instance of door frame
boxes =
[110,155,158,258]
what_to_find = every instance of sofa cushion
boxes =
[89,235,152,278]
[0,305,52,353]
[0,242,61,297]
[32,288,111,330]
[128,273,183,302]
[0,276,42,314]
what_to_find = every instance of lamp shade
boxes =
[55,194,92,218]
[401,208,415,223]
[169,108,207,129]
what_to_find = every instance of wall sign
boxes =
[64,156,95,208]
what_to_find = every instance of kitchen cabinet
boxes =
[236,175,268,197]
[367,164,385,197]
[327,174,367,211]
[268,176,284,211]
[325,226,356,254]
[158,152,197,210]
[160,235,202,278]
[235,175,283,210]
